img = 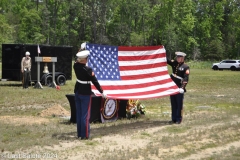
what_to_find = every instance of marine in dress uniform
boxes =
[21,51,31,89]
[167,52,190,124]
[73,49,107,139]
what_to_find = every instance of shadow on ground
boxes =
[52,120,171,140]
[0,83,22,87]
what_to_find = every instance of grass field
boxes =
[0,61,240,160]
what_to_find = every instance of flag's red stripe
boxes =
[109,86,178,96]
[92,78,173,90]
[94,91,179,100]
[119,62,167,71]
[120,71,169,80]
[98,86,178,97]
[118,45,164,51]
[118,53,165,61]
[108,91,179,100]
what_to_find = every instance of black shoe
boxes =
[176,121,181,124]
[168,120,176,124]
[81,137,89,140]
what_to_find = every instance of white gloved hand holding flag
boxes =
[81,42,86,50]
[179,88,184,94]
[102,92,107,99]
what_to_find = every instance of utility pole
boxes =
[37,0,39,11]
[142,14,145,46]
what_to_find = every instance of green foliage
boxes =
[18,9,43,43]
[130,32,145,46]
[0,0,239,60]
[205,39,225,60]
[0,14,14,60]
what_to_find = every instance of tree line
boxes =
[0,0,240,60]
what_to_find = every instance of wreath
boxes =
[126,99,146,119]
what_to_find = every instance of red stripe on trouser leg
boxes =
[85,96,92,138]
[180,99,184,123]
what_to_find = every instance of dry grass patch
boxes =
[0,116,49,126]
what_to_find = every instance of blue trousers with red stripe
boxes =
[170,93,184,123]
[75,92,92,138]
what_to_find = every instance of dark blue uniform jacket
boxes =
[73,62,103,95]
[167,58,190,92]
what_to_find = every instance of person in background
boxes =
[21,51,31,89]
[73,49,107,140]
[167,52,190,124]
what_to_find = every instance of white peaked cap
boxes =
[81,42,86,50]
[175,52,186,57]
[76,50,90,58]
[25,51,30,55]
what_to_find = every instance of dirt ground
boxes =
[1,105,240,160]
[0,104,70,126]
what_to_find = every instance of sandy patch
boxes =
[39,104,70,117]
[0,116,49,125]
[0,104,70,126]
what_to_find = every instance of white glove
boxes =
[81,42,86,50]
[179,88,184,94]
[102,92,107,99]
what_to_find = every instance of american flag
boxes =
[86,43,179,100]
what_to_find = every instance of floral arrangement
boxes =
[126,99,146,119]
